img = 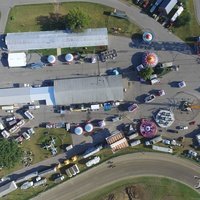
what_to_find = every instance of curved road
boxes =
[32,153,200,200]
[0,0,181,42]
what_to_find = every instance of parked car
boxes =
[128,103,138,112]
[111,115,121,122]
[178,81,186,88]
[144,94,156,103]
[22,132,30,140]
[162,139,171,145]
[136,64,145,72]
[157,89,165,96]
[5,116,15,122]
[176,125,188,130]
[27,128,35,136]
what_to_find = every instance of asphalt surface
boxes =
[0,0,185,42]
[32,152,200,200]
[0,0,199,199]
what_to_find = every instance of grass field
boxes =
[79,176,200,200]
[0,128,72,177]
[172,0,200,41]
[5,2,140,37]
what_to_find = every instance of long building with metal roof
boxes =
[54,75,124,105]
[0,87,55,106]
[5,28,108,52]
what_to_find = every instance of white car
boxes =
[162,139,171,145]
[136,64,145,72]
[178,81,186,88]
[177,125,188,130]
[157,89,165,96]
[6,116,15,122]
[22,132,30,140]
[144,94,156,103]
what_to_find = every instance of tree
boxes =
[0,139,23,168]
[66,8,90,32]
[139,67,154,80]
[175,11,191,27]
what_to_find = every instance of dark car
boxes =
[167,129,178,133]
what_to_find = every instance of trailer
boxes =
[152,145,173,153]
[1,105,14,110]
[130,139,141,147]
[145,135,162,146]
[128,133,139,140]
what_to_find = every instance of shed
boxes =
[159,0,178,15]
[6,28,108,52]
[8,52,26,67]
[0,181,18,197]
[54,75,124,105]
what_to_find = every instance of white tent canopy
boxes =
[65,53,74,62]
[47,55,56,64]
[8,52,26,67]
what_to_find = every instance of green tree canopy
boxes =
[175,11,191,27]
[139,67,154,80]
[0,139,23,168]
[66,8,90,32]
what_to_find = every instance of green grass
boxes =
[79,176,200,200]
[0,128,72,177]
[5,2,141,37]
[172,0,200,41]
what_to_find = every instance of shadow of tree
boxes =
[36,13,67,31]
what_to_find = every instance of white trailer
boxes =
[128,133,139,140]
[152,145,173,153]
[130,139,141,147]
[1,105,14,110]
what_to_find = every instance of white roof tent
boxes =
[8,52,26,67]
[6,28,108,52]
[54,75,124,105]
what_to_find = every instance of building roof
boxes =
[0,181,18,197]
[8,52,26,67]
[0,87,55,106]
[106,131,129,153]
[54,76,124,105]
[159,0,177,15]
[6,28,108,52]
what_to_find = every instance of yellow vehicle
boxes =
[64,159,70,165]
[71,156,77,162]
[56,162,62,170]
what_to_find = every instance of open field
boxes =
[5,2,140,37]
[0,128,72,177]
[79,176,200,200]
[172,0,200,41]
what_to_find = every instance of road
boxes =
[32,152,200,200]
[0,0,199,198]
[0,0,181,42]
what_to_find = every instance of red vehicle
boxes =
[128,103,138,112]
[143,0,149,8]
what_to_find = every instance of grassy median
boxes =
[5,2,140,37]
[79,176,200,200]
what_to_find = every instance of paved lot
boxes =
[32,152,200,200]
[0,0,200,198]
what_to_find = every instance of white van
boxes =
[24,110,34,120]
[150,78,160,85]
